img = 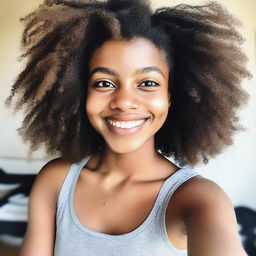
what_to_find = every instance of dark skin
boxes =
[74,37,181,239]
[19,38,247,256]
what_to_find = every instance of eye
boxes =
[92,80,115,88]
[139,80,160,87]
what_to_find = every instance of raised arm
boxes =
[19,158,70,256]
[182,177,247,256]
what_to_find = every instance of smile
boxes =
[105,118,149,135]
[107,119,146,129]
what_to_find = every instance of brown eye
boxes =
[92,80,115,88]
[139,80,160,87]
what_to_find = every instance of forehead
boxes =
[89,38,169,74]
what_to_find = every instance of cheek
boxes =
[85,95,92,117]
[148,94,169,118]
[151,98,168,110]
[85,93,98,122]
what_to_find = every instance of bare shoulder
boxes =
[19,158,73,256]
[171,175,246,256]
[174,175,231,209]
[28,157,73,213]
[35,157,72,198]
[173,175,236,224]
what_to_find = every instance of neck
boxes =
[86,137,172,181]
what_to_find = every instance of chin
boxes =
[105,138,147,154]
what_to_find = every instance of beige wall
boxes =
[0,0,256,207]
[0,0,44,161]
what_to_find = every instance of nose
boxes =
[109,86,139,111]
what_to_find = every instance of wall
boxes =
[0,0,255,209]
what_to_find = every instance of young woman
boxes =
[6,0,251,255]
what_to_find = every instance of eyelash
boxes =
[92,80,160,88]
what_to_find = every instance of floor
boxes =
[0,241,19,256]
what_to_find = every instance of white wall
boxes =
[0,0,255,208]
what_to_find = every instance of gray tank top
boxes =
[54,156,199,256]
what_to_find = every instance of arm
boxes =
[182,177,247,256]
[19,158,70,256]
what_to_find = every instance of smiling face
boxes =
[86,37,170,154]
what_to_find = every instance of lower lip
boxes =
[105,119,149,135]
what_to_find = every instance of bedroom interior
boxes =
[0,0,255,255]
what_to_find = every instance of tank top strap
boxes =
[56,156,91,222]
[153,167,200,217]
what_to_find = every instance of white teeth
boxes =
[107,119,146,129]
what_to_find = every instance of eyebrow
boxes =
[89,66,165,78]
[89,67,118,78]
[134,66,165,78]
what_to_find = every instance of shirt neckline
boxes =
[69,156,186,239]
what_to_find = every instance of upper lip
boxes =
[104,114,150,121]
